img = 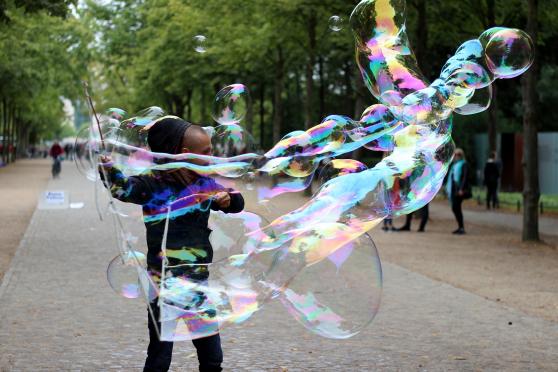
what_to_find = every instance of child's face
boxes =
[181,132,212,166]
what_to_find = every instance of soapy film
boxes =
[92,0,533,341]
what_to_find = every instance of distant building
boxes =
[474,133,558,194]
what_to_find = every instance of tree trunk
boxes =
[486,0,498,153]
[305,13,317,129]
[414,0,429,76]
[352,72,369,161]
[2,98,7,164]
[170,94,185,119]
[184,90,192,121]
[245,80,254,135]
[521,0,539,242]
[272,47,284,146]
[10,106,16,163]
[344,62,354,116]
[259,82,265,148]
[200,85,208,124]
[318,55,325,121]
[18,121,28,158]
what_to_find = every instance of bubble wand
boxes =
[82,81,106,152]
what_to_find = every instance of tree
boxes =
[0,1,90,163]
[521,0,540,241]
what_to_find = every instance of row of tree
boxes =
[0,0,90,164]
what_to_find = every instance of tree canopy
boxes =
[1,0,557,161]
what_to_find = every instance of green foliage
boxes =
[3,0,558,150]
[0,0,76,22]
[84,0,558,153]
[0,0,90,143]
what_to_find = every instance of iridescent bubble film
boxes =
[86,0,534,341]
[212,84,250,126]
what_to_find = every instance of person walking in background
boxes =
[63,143,74,161]
[445,148,471,235]
[49,141,64,178]
[484,151,500,209]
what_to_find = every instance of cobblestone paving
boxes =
[0,166,557,371]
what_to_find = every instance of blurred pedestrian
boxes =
[445,148,471,234]
[382,218,395,231]
[63,143,74,161]
[484,151,500,209]
[49,141,64,178]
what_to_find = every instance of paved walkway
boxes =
[430,201,557,237]
[0,159,51,279]
[0,165,557,370]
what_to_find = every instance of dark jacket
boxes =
[102,166,244,271]
[484,161,500,187]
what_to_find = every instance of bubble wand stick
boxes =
[82,81,106,152]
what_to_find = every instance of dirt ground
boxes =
[1,161,557,325]
[0,159,51,280]
[374,213,558,323]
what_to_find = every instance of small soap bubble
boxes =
[193,35,207,53]
[329,15,343,32]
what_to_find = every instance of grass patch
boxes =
[472,187,558,213]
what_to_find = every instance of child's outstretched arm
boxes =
[99,155,153,205]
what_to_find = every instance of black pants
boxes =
[486,184,498,209]
[402,204,429,231]
[144,302,223,372]
[451,196,464,229]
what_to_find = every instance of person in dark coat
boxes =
[100,117,244,372]
[484,151,500,209]
[445,148,470,235]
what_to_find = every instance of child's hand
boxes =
[99,155,113,167]
[214,192,231,209]
[98,155,113,172]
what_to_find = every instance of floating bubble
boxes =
[193,35,207,53]
[212,84,250,126]
[329,15,343,32]
[279,233,381,338]
[483,28,534,79]
[107,251,156,300]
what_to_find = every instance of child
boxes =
[381,217,395,231]
[100,117,244,372]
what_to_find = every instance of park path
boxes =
[429,201,557,237]
[0,163,557,371]
[0,159,51,280]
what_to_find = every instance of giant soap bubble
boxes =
[85,0,534,341]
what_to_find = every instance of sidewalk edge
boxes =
[0,207,40,301]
